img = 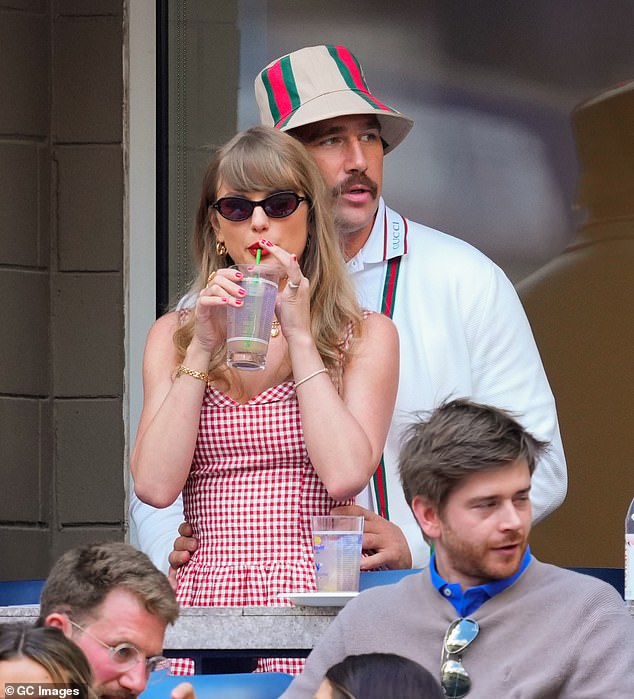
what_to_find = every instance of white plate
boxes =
[285,592,359,607]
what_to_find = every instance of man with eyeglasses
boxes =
[37,541,194,699]
[131,44,566,575]
[281,399,634,698]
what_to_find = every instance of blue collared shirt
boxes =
[430,546,533,617]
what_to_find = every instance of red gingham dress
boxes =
[173,371,353,675]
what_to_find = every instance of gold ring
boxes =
[288,280,300,289]
[206,271,217,286]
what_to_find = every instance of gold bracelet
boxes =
[294,367,328,389]
[176,364,209,384]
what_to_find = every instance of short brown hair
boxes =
[398,399,548,510]
[38,541,178,626]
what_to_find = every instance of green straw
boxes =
[243,248,262,350]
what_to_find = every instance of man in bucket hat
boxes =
[255,45,412,152]
[131,45,566,573]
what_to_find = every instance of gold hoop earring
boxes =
[216,240,227,257]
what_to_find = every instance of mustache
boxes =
[331,174,378,200]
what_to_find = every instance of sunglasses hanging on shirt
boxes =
[439,617,480,698]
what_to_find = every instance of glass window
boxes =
[159,0,632,305]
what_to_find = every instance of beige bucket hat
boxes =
[255,45,413,154]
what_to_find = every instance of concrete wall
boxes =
[0,0,125,578]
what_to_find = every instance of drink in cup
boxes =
[311,515,364,592]
[226,264,279,370]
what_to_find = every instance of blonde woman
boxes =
[131,126,398,673]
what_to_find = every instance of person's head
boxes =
[255,45,413,253]
[193,125,338,280]
[179,125,362,379]
[315,653,444,699]
[398,399,548,588]
[572,79,634,221]
[38,542,178,699]
[0,624,94,699]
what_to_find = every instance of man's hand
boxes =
[170,681,195,699]
[167,521,198,588]
[331,504,412,570]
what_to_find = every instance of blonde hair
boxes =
[173,126,363,383]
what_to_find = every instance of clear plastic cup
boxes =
[311,515,364,592]
[226,264,279,371]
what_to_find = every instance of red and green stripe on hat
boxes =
[258,45,397,129]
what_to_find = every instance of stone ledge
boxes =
[0,605,339,651]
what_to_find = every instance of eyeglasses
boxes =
[69,620,170,676]
[439,618,480,698]
[211,191,309,221]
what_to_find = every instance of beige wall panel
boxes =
[0,11,48,135]
[0,398,44,521]
[1,1,126,580]
[55,399,124,524]
[56,145,123,271]
[0,529,50,579]
[0,143,43,266]
[0,270,49,395]
[53,16,122,143]
[52,274,123,396]
[50,527,123,565]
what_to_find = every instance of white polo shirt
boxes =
[345,198,566,567]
